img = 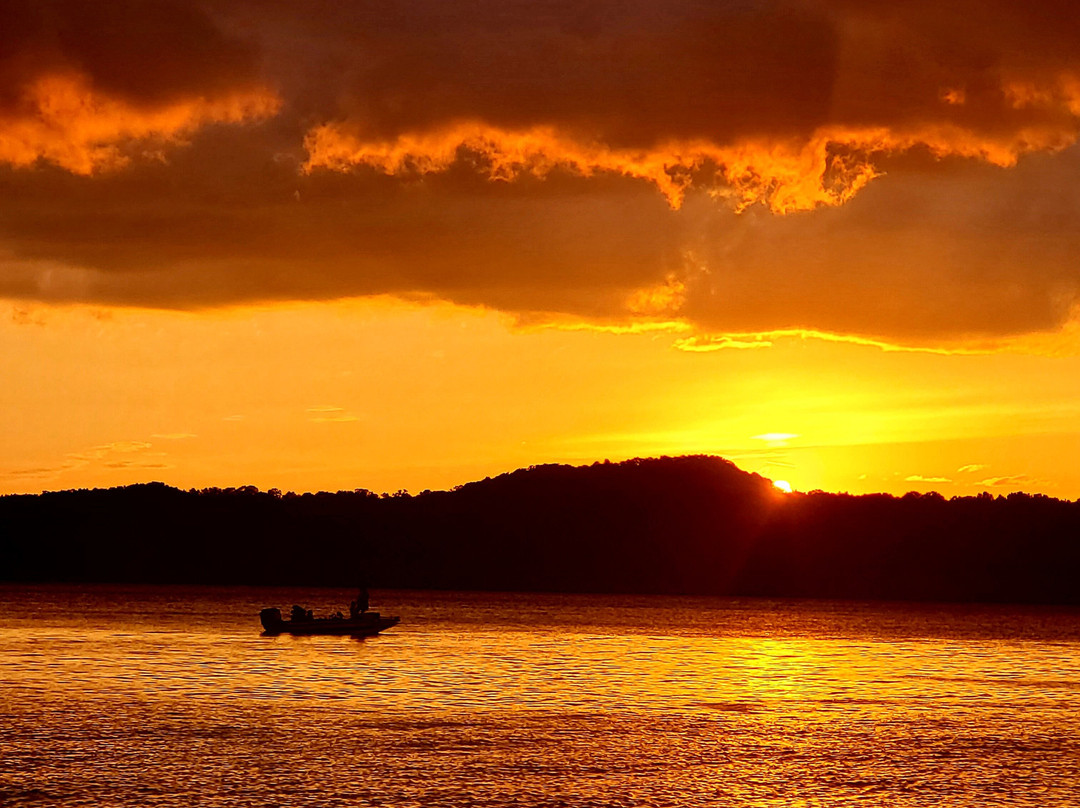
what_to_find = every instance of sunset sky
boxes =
[4,0,1080,498]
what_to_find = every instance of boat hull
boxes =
[260,607,399,636]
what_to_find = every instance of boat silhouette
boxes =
[259,606,400,636]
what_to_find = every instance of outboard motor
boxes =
[260,607,283,633]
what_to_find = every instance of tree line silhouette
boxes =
[2,455,1079,604]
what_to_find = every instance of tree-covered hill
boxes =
[2,455,1079,603]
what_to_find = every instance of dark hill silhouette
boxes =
[2,455,1079,604]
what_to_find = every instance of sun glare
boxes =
[773,479,793,493]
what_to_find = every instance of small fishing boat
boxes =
[259,606,400,636]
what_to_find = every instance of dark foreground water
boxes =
[2,586,1079,807]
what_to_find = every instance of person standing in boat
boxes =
[349,587,369,618]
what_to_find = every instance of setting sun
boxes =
[773,480,793,493]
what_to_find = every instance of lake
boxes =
[2,585,1079,806]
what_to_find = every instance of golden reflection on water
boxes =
[2,586,1079,807]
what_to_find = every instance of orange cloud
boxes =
[304,120,895,212]
[1004,74,1080,116]
[306,406,360,424]
[979,474,1040,488]
[672,330,979,355]
[304,122,705,208]
[625,276,686,317]
[0,72,279,173]
[668,310,1080,357]
[304,117,1077,213]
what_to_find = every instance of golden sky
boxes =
[3,0,1080,498]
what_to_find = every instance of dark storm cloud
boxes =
[0,0,261,108]
[677,147,1080,341]
[0,143,684,311]
[304,0,837,147]
[2,0,1080,346]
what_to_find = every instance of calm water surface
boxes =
[1,585,1079,807]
